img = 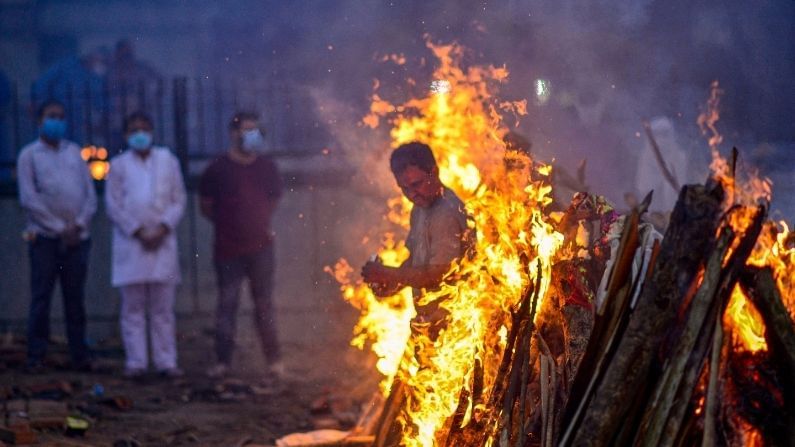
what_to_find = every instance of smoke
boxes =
[6,1,792,220]
[267,0,794,213]
[14,0,789,210]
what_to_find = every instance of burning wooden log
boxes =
[740,267,795,397]
[647,205,766,447]
[560,181,725,446]
[740,266,795,446]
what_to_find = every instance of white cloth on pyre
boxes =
[595,216,664,311]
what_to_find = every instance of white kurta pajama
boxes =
[106,147,186,371]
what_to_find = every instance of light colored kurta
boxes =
[405,187,473,299]
[106,147,186,287]
[406,187,472,269]
[17,138,97,239]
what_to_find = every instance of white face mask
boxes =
[241,129,265,152]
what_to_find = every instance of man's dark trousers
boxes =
[214,244,280,365]
[27,236,91,366]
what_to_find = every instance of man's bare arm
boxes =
[362,261,451,291]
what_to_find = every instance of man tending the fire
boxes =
[325,41,795,447]
[361,141,473,339]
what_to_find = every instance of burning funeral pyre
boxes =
[325,41,795,447]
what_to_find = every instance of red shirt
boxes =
[199,154,282,261]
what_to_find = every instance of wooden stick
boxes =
[353,392,386,436]
[517,337,531,447]
[701,310,723,447]
[634,228,732,445]
[740,266,795,447]
[642,120,681,193]
[475,262,543,447]
[740,267,795,393]
[658,206,766,446]
[546,356,557,447]
[372,380,407,447]
[540,355,550,447]
[566,182,725,446]
[559,208,643,444]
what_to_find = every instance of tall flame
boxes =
[697,81,794,354]
[325,232,415,395]
[331,40,563,446]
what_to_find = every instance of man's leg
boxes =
[27,237,60,365]
[245,245,281,364]
[214,257,245,366]
[119,283,149,371]
[148,282,178,371]
[59,239,91,366]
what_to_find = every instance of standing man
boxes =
[105,111,186,378]
[200,112,283,379]
[361,142,473,336]
[359,142,472,445]
[17,100,97,371]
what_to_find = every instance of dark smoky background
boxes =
[0,0,792,348]
[2,0,793,211]
[207,0,795,215]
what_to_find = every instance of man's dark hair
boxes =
[123,111,154,133]
[229,111,259,131]
[390,142,438,175]
[36,99,65,120]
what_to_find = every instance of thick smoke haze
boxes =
[2,0,793,215]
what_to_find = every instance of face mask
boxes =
[40,118,67,141]
[241,129,265,152]
[127,131,153,151]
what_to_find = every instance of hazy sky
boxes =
[3,0,793,210]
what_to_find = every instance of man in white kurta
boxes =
[106,112,186,377]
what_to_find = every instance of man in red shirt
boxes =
[199,112,283,379]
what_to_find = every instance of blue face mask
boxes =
[241,129,265,152]
[40,118,67,141]
[127,131,153,151]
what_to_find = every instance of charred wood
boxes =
[565,182,725,446]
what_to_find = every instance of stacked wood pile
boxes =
[329,177,795,447]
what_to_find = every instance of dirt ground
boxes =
[0,320,379,447]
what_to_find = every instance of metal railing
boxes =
[0,76,329,182]
[0,76,353,331]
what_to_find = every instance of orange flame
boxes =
[331,39,562,446]
[697,82,793,353]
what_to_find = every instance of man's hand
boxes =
[362,261,403,296]
[361,261,395,284]
[61,224,82,248]
[370,282,403,297]
[134,224,169,251]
